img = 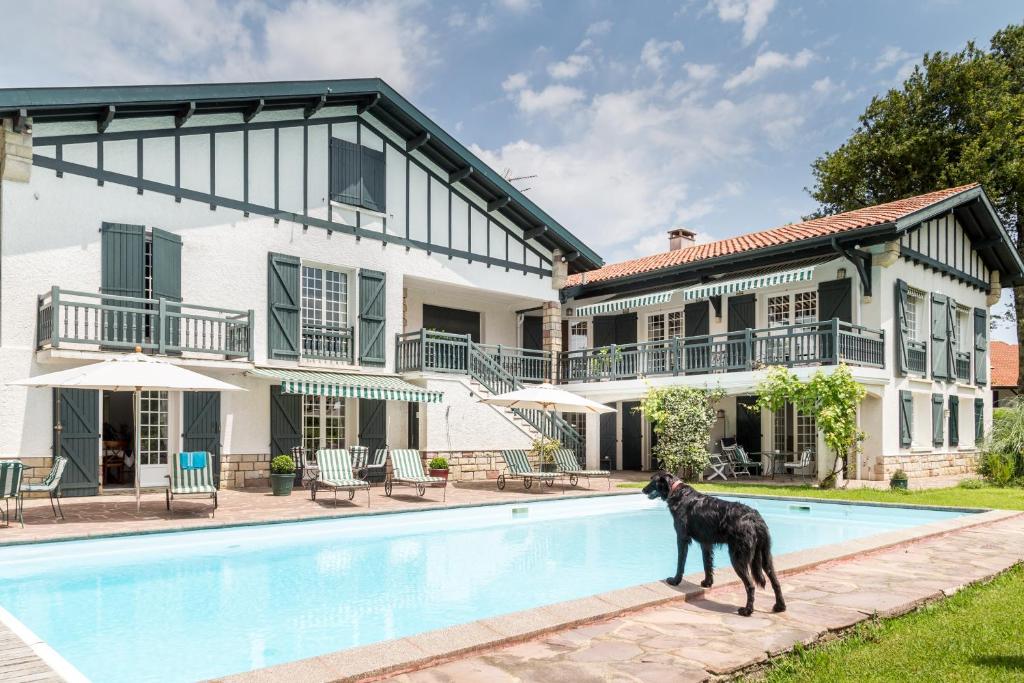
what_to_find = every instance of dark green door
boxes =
[818,278,852,362]
[684,301,710,373]
[599,405,616,470]
[736,395,761,456]
[183,392,221,486]
[359,399,387,454]
[727,294,755,369]
[269,386,301,483]
[621,401,642,470]
[54,388,99,497]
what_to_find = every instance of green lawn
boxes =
[750,563,1024,682]
[617,480,1024,511]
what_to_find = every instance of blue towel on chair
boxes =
[179,452,207,470]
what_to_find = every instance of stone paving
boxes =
[391,513,1024,683]
[0,474,646,546]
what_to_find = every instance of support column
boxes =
[542,300,561,382]
[1,117,33,182]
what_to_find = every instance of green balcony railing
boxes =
[302,323,354,363]
[37,287,253,360]
[558,319,885,383]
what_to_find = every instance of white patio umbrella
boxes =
[10,352,245,510]
[479,383,615,465]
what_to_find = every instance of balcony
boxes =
[396,329,552,383]
[558,319,885,383]
[37,287,253,360]
[301,323,354,363]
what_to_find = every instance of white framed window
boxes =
[647,313,666,342]
[794,291,817,324]
[767,295,791,327]
[302,395,346,453]
[906,287,926,342]
[768,290,817,327]
[795,411,816,460]
[139,391,168,466]
[302,266,349,330]
[561,412,586,465]
[667,311,683,338]
[568,321,589,351]
[956,305,970,353]
[773,407,788,452]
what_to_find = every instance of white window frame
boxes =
[906,287,927,343]
[138,390,169,467]
[301,263,352,331]
[568,320,590,351]
[302,395,347,453]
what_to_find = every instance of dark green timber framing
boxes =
[0,79,601,272]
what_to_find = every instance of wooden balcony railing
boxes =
[395,330,552,383]
[302,323,354,363]
[558,319,884,383]
[37,287,253,360]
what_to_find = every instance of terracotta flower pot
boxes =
[429,468,449,481]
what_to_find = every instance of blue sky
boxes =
[3,0,1021,337]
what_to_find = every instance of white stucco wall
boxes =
[417,375,533,452]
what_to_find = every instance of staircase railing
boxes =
[395,329,581,455]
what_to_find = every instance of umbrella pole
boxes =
[53,387,63,470]
[135,389,142,512]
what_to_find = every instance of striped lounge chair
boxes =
[166,451,218,516]
[554,448,610,490]
[0,460,25,528]
[385,449,446,501]
[312,449,370,506]
[498,449,559,491]
[20,455,68,519]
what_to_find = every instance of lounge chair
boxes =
[20,455,68,519]
[498,449,559,490]
[733,445,763,476]
[721,445,746,477]
[705,452,732,481]
[166,451,218,516]
[783,449,816,478]
[353,447,388,484]
[0,460,25,528]
[385,449,447,500]
[312,449,370,506]
[553,448,610,489]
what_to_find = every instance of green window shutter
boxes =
[948,395,959,447]
[931,394,944,447]
[100,222,146,347]
[151,228,182,352]
[329,138,361,206]
[269,385,301,458]
[945,298,957,381]
[894,279,910,376]
[974,308,988,385]
[930,294,947,380]
[267,253,300,360]
[974,397,985,443]
[358,269,386,365]
[361,146,387,212]
[899,390,913,448]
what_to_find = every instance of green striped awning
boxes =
[249,368,443,403]
[682,264,816,301]
[574,289,680,317]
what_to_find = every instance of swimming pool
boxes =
[0,494,965,682]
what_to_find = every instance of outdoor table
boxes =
[761,450,795,479]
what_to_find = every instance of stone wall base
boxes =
[420,450,541,481]
[883,450,980,480]
[219,453,271,490]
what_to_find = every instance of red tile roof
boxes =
[991,341,1018,388]
[566,184,980,288]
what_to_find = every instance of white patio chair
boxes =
[706,452,733,481]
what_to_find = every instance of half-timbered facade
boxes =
[559,185,1023,481]
[0,80,600,495]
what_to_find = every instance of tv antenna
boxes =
[502,168,538,193]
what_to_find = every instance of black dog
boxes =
[643,471,786,616]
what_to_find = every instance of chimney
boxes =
[668,227,696,251]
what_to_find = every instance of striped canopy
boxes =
[250,368,442,403]
[682,264,816,301]
[574,289,679,317]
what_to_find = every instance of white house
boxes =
[0,80,601,494]
[557,185,1023,482]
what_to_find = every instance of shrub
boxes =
[428,457,449,470]
[890,468,908,481]
[640,385,724,481]
[979,452,1015,487]
[530,438,561,463]
[958,477,985,489]
[980,398,1024,485]
[270,455,296,475]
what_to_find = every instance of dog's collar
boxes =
[669,480,685,496]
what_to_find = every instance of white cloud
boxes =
[811,76,834,94]
[683,62,718,82]
[641,39,685,72]
[497,0,539,13]
[873,46,912,72]
[502,71,530,92]
[0,0,434,94]
[548,54,592,80]
[723,49,814,90]
[708,0,777,45]
[586,20,614,37]
[515,84,586,114]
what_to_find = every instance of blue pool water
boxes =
[0,494,964,682]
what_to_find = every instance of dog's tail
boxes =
[750,528,771,589]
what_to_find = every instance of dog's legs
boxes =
[729,546,756,616]
[763,550,786,612]
[700,542,715,588]
[667,533,690,586]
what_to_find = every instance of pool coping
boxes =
[211,506,1021,683]
[0,604,89,683]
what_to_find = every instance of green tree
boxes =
[639,385,724,481]
[808,23,1024,384]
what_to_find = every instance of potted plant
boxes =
[428,456,450,480]
[890,468,909,490]
[531,437,561,473]
[270,455,296,496]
